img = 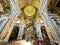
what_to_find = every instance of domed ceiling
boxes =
[16,0,43,24]
[24,6,36,17]
[18,0,41,17]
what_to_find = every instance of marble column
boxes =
[17,22,26,39]
[35,23,43,40]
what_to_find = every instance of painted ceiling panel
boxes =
[18,0,41,9]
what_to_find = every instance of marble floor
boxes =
[3,40,51,45]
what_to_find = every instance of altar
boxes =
[25,23,36,41]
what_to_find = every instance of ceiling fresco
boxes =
[18,0,41,9]
[0,0,10,15]
[17,0,42,25]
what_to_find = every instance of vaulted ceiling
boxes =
[18,0,42,9]
[16,0,43,24]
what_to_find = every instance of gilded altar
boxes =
[25,24,36,40]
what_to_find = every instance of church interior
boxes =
[0,0,60,45]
